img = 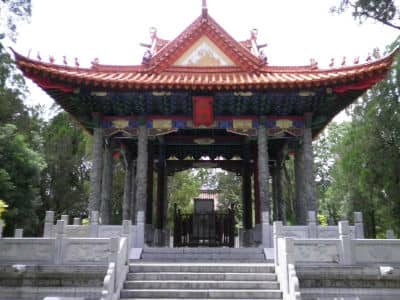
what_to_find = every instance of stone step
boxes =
[127,272,277,281]
[140,248,266,262]
[142,248,265,254]
[124,280,279,290]
[129,263,275,274]
[120,289,282,299]
[140,254,266,262]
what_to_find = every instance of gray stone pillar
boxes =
[276,163,285,223]
[43,211,55,237]
[0,220,4,238]
[14,228,23,238]
[354,212,364,238]
[294,145,306,225]
[295,125,316,225]
[130,160,137,224]
[258,121,270,247]
[122,157,132,221]
[100,141,113,224]
[257,122,270,217]
[135,124,148,245]
[303,127,317,212]
[88,124,104,212]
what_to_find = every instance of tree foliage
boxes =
[316,38,400,237]
[332,0,400,30]
[39,112,90,220]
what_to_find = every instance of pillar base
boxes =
[239,229,254,247]
[253,224,261,244]
[145,224,155,246]
[154,229,170,247]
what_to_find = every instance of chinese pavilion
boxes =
[13,2,396,247]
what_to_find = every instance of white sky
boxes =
[9,0,400,116]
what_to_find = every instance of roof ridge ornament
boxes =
[202,0,208,17]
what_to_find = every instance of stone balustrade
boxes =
[0,219,131,266]
[41,210,144,248]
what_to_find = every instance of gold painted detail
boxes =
[91,91,108,96]
[112,119,129,129]
[234,91,253,97]
[153,119,172,129]
[233,119,253,129]
[152,91,172,96]
[276,119,293,129]
[174,36,236,67]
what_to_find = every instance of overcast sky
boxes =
[9,0,400,115]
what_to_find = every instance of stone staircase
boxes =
[120,248,282,299]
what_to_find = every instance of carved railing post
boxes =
[14,228,23,238]
[55,219,65,264]
[44,211,55,237]
[339,220,352,265]
[354,212,364,239]
[307,211,317,238]
[0,220,3,238]
[89,211,99,237]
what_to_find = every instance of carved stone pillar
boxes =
[258,121,271,247]
[88,119,103,212]
[122,154,132,221]
[146,143,154,225]
[130,160,137,224]
[242,141,252,231]
[257,122,270,217]
[295,124,316,224]
[276,163,285,223]
[303,127,317,213]
[295,142,306,225]
[254,159,261,225]
[135,124,148,214]
[100,140,113,224]
[156,141,166,230]
[272,166,279,221]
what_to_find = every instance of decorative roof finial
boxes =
[202,0,208,17]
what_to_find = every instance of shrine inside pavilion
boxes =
[13,2,395,247]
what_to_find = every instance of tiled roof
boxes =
[12,8,397,92]
[13,50,395,91]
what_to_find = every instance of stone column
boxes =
[146,144,154,225]
[100,140,113,224]
[122,152,132,221]
[156,142,166,231]
[272,166,278,221]
[254,159,261,225]
[295,123,316,225]
[242,141,252,231]
[257,121,271,247]
[130,160,137,224]
[88,117,104,212]
[294,146,306,224]
[135,124,148,216]
[257,122,270,217]
[303,126,317,213]
[275,162,285,222]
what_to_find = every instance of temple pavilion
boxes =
[13,2,396,247]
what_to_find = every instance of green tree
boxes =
[39,112,90,220]
[332,0,400,30]
[0,124,45,235]
[167,170,202,226]
[216,171,243,227]
[316,39,400,237]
